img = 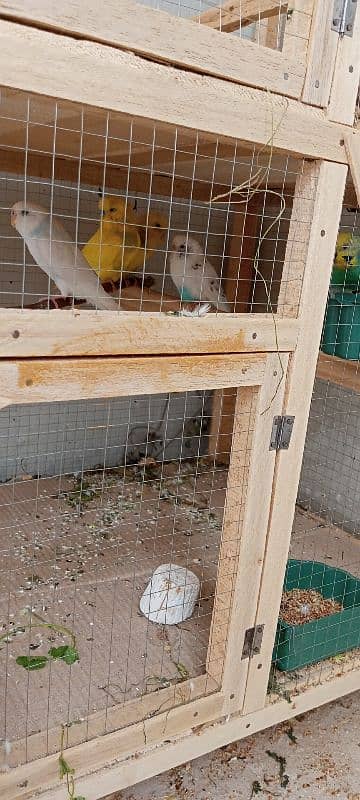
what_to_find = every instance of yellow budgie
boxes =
[82,196,141,285]
[83,195,168,285]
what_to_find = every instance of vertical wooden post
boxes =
[242,161,348,714]
[327,1,360,124]
[281,0,314,59]
[301,0,339,107]
[209,354,288,711]
[208,196,262,465]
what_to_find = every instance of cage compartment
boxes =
[0,375,261,766]
[0,86,309,325]
[273,559,360,671]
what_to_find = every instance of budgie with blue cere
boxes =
[169,234,231,312]
[331,231,360,292]
[11,201,118,310]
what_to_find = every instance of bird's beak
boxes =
[10,211,16,228]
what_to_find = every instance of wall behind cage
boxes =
[0,392,212,484]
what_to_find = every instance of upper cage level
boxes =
[0,87,315,354]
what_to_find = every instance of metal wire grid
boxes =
[0,387,251,764]
[0,88,311,316]
[135,0,307,52]
[269,202,360,702]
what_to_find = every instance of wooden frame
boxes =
[1,0,360,798]
[317,351,360,394]
[1,350,287,795]
[0,311,298,358]
[242,162,348,713]
[0,0,312,100]
[0,19,350,164]
[5,668,360,800]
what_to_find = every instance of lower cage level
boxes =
[0,459,225,763]
[2,457,360,770]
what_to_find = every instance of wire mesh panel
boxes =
[268,196,360,705]
[0,87,313,327]
[136,0,311,55]
[0,383,258,766]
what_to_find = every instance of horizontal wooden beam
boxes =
[0,20,349,164]
[194,0,287,34]
[0,309,298,357]
[3,667,360,800]
[9,672,217,768]
[0,353,267,408]
[0,0,304,99]
[317,351,360,393]
[0,147,244,203]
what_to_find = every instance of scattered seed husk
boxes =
[279,589,342,626]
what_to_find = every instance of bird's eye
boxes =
[109,207,117,213]
[21,210,29,217]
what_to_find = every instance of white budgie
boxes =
[11,201,118,310]
[169,234,231,312]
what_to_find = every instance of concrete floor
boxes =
[106,692,360,800]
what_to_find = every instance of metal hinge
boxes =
[269,416,295,451]
[332,0,357,37]
[241,625,264,659]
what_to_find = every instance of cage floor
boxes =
[2,466,360,749]
[268,506,360,704]
[0,461,225,745]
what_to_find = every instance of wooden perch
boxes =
[24,285,182,314]
[194,0,287,34]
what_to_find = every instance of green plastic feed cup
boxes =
[321,296,340,356]
[336,292,360,360]
[322,292,360,360]
[272,559,360,671]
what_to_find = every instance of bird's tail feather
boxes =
[91,291,118,311]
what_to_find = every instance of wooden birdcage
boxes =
[0,1,360,799]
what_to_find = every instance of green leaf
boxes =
[58,754,75,779]
[48,645,79,665]
[16,655,48,671]
[250,781,262,797]
[285,724,297,744]
[175,662,189,681]
[73,796,86,799]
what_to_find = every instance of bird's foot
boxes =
[166,303,212,317]
[26,296,86,310]
[102,280,120,294]
[121,275,155,290]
